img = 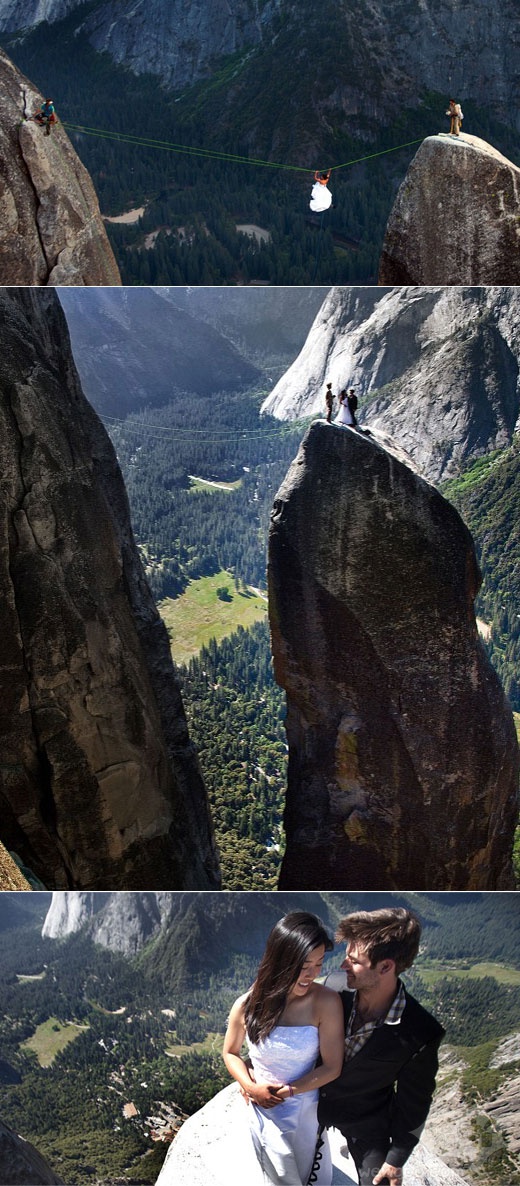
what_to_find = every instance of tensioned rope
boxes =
[62,120,424,175]
[103,413,309,444]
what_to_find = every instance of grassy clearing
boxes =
[21,1017,88,1067]
[159,570,267,664]
[165,1031,224,1058]
[419,961,520,986]
[189,475,242,493]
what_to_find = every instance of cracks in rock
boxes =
[16,114,53,284]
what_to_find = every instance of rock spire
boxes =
[268,422,518,890]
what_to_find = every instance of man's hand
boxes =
[372,1163,403,1185]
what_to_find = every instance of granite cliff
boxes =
[268,422,518,891]
[379,135,520,285]
[262,286,520,483]
[1,0,519,138]
[0,47,120,284]
[0,289,219,891]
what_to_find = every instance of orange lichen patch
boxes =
[0,844,31,890]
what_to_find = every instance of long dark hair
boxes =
[244,912,333,1045]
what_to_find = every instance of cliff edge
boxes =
[379,134,520,285]
[156,1083,469,1186]
[268,422,518,891]
[0,47,121,285]
[0,290,220,891]
[0,1118,64,1185]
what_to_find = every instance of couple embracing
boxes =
[223,907,444,1186]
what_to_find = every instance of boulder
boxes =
[379,135,520,285]
[0,289,220,891]
[0,47,121,285]
[268,421,518,890]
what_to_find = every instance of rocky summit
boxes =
[268,422,518,891]
[262,286,520,484]
[0,47,120,284]
[0,290,219,891]
[378,135,520,285]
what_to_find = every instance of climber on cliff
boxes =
[446,99,463,136]
[325,382,335,422]
[33,99,57,135]
[319,907,445,1186]
[310,169,333,212]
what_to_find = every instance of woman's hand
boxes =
[247,1081,285,1108]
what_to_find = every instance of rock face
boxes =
[268,422,518,891]
[261,286,520,484]
[156,1083,468,1186]
[0,1118,64,1185]
[379,135,520,285]
[1,0,520,139]
[0,289,220,891]
[41,890,98,937]
[0,47,121,284]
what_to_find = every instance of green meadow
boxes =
[158,570,267,664]
[21,1018,88,1067]
[418,961,520,987]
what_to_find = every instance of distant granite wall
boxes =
[0,289,220,891]
[379,135,520,285]
[0,47,121,284]
[269,422,518,890]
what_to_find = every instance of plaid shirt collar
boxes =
[344,980,406,1061]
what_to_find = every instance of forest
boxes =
[0,896,518,1186]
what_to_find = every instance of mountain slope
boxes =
[58,287,261,417]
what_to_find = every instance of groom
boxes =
[320,907,445,1186]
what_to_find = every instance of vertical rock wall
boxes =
[269,422,518,890]
[0,289,220,890]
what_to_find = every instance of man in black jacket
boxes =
[319,908,444,1186]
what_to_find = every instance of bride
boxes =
[222,911,344,1185]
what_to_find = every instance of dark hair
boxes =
[335,908,421,975]
[245,912,333,1044]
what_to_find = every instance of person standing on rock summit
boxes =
[325,382,335,422]
[319,908,445,1186]
[446,99,463,136]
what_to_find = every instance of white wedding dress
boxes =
[334,399,355,427]
[246,1024,331,1184]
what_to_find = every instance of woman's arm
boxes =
[222,997,284,1109]
[276,989,344,1100]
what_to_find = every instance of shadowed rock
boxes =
[268,422,518,890]
[0,47,121,284]
[0,289,220,891]
[0,1119,65,1185]
[379,135,520,285]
